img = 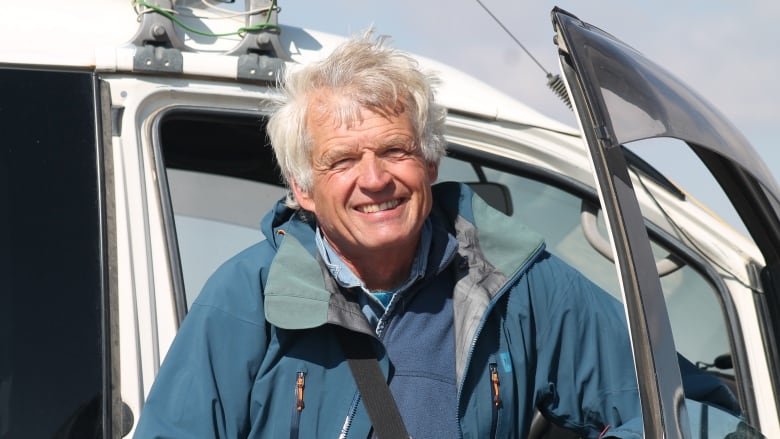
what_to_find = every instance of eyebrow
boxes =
[379,134,414,145]
[318,145,357,165]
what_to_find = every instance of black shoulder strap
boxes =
[336,327,412,439]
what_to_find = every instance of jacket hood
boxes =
[260,196,317,254]
[431,182,544,280]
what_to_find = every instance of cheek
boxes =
[312,175,355,210]
[319,173,350,194]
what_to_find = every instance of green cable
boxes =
[132,0,280,37]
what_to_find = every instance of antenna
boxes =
[473,0,572,109]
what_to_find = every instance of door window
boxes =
[158,111,285,308]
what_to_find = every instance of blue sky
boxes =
[280,0,778,232]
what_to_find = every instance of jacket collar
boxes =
[431,182,544,280]
[263,182,544,332]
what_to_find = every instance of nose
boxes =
[356,152,391,191]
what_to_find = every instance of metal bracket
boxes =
[130,0,186,73]
[236,53,284,82]
[227,0,290,82]
[133,45,184,73]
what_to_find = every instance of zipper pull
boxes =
[296,371,305,411]
[490,363,501,408]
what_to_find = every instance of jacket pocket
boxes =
[290,371,306,439]
[489,363,502,438]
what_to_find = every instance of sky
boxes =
[279,0,779,233]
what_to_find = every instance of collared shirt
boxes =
[315,218,433,330]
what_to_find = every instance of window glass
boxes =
[0,68,105,438]
[159,112,285,308]
[625,138,750,241]
[167,170,285,307]
[686,399,764,438]
[175,216,260,308]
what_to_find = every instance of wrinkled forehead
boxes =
[305,88,409,130]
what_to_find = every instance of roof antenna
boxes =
[474,0,572,109]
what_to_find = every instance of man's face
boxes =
[292,98,438,262]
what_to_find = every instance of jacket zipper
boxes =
[455,243,545,438]
[489,363,502,438]
[290,371,305,439]
[338,392,361,439]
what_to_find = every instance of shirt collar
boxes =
[315,218,433,295]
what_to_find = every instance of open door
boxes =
[550,7,780,438]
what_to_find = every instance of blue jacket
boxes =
[135,182,645,438]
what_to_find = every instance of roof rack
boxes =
[129,0,289,81]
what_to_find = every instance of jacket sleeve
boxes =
[133,245,270,438]
[526,254,643,439]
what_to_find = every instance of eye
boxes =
[328,155,355,170]
[382,145,412,158]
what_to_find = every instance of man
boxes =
[135,31,654,438]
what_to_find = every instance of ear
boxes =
[427,160,439,183]
[290,178,316,213]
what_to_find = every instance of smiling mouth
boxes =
[357,199,401,213]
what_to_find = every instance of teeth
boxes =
[359,199,400,213]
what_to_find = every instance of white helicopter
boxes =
[1,1,778,437]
